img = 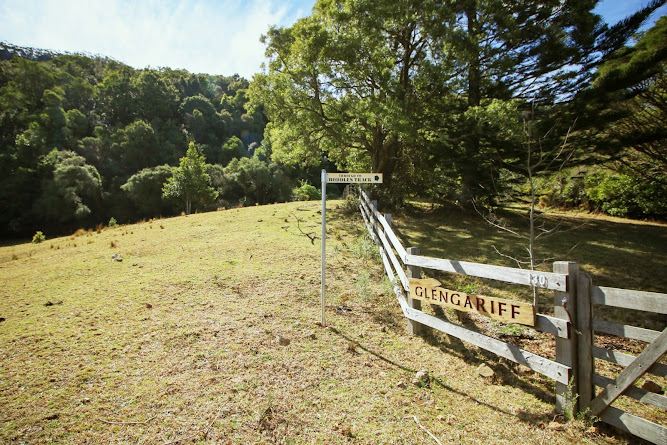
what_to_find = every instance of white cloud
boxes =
[0,0,314,78]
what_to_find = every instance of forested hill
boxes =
[2,4,667,239]
[0,41,63,62]
[0,43,285,237]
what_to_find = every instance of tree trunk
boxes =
[460,0,482,207]
[369,126,400,206]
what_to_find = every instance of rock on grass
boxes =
[413,370,430,387]
[277,336,290,346]
[477,363,494,378]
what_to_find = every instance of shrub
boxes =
[349,235,379,261]
[218,157,293,207]
[585,170,667,219]
[533,170,588,209]
[339,194,360,215]
[108,217,118,227]
[72,228,86,238]
[534,166,667,219]
[32,231,46,244]
[293,183,320,201]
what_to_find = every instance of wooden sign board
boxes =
[326,173,383,183]
[409,278,535,326]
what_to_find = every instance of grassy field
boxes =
[0,200,664,444]
[388,202,667,325]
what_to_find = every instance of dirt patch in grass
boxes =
[0,201,652,443]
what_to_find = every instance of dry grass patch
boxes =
[0,202,650,443]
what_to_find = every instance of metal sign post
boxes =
[321,169,327,327]
[320,171,382,327]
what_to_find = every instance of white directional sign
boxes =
[326,173,383,183]
[319,170,383,327]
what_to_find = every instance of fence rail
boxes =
[355,186,667,444]
[358,189,574,385]
[591,286,667,313]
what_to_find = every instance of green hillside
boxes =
[0,202,661,443]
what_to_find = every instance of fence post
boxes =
[371,200,378,236]
[553,261,579,415]
[407,246,423,336]
[383,213,393,254]
[577,273,594,411]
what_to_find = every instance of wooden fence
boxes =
[578,276,667,444]
[356,188,666,444]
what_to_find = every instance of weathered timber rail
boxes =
[356,187,666,444]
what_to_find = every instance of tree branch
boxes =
[472,200,521,237]
[291,212,318,244]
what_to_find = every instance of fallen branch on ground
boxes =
[411,415,442,445]
[291,212,318,244]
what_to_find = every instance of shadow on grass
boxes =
[382,203,666,327]
[430,308,556,406]
[390,204,667,291]
[327,322,555,429]
[0,237,32,248]
[368,299,557,405]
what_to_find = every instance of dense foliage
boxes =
[0,48,283,236]
[1,1,666,237]
[162,142,219,215]
[538,15,667,219]
[250,0,666,214]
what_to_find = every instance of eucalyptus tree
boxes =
[248,0,450,203]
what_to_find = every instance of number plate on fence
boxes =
[409,278,535,326]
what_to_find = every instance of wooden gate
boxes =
[356,187,667,443]
[356,189,577,410]
[577,276,667,444]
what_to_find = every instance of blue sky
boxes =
[0,0,664,79]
